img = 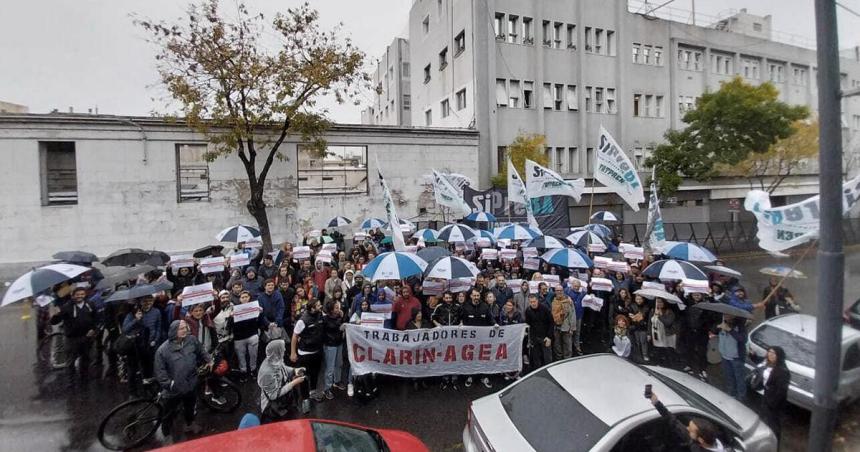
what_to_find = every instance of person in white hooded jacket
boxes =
[257,339,305,422]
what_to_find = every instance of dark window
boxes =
[424,64,431,83]
[439,47,448,70]
[311,422,381,452]
[297,145,368,197]
[175,144,211,202]
[751,325,816,368]
[844,343,860,370]
[39,141,78,205]
[455,30,466,55]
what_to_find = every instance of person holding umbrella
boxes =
[49,286,100,381]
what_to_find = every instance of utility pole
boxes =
[809,0,844,450]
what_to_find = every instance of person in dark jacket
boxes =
[122,296,163,392]
[290,299,325,402]
[760,346,790,445]
[49,287,100,379]
[258,254,278,281]
[649,392,727,451]
[490,276,514,309]
[154,320,212,442]
[321,300,346,400]
[432,292,462,327]
[258,279,285,333]
[462,289,494,388]
[629,294,652,363]
[681,292,718,380]
[242,267,264,296]
[525,294,553,373]
[499,299,524,380]
[166,266,197,294]
[232,291,264,380]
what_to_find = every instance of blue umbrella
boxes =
[495,224,541,241]
[540,248,594,269]
[465,211,497,222]
[473,229,497,244]
[642,259,708,281]
[326,216,352,228]
[412,228,439,242]
[362,252,429,281]
[424,256,480,279]
[438,224,478,242]
[572,224,613,238]
[524,235,569,250]
[590,211,619,223]
[566,230,607,248]
[360,218,386,230]
[662,242,717,263]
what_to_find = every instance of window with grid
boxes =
[297,145,368,197]
[566,24,576,49]
[554,84,564,110]
[594,87,604,113]
[556,147,566,173]
[176,143,211,202]
[507,15,519,43]
[39,141,78,205]
[606,88,616,114]
[543,83,552,109]
[522,17,533,44]
[568,147,579,174]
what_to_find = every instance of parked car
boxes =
[746,313,860,410]
[463,354,776,452]
[843,298,860,329]
[158,418,429,452]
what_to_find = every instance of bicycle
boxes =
[97,353,242,450]
[37,329,74,369]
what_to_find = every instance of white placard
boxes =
[593,256,612,269]
[454,242,466,251]
[522,247,539,258]
[448,278,474,293]
[169,254,195,271]
[199,256,226,274]
[528,280,541,294]
[588,243,607,253]
[353,232,368,241]
[244,238,263,248]
[682,278,711,295]
[607,261,631,274]
[623,246,645,260]
[307,229,322,238]
[583,294,605,311]
[35,295,55,307]
[228,253,250,268]
[507,279,524,293]
[642,281,666,291]
[542,274,561,289]
[315,253,332,264]
[293,246,311,260]
[618,243,635,253]
[499,249,518,261]
[523,257,540,270]
[370,303,393,319]
[181,282,214,307]
[233,301,262,322]
[480,248,499,260]
[475,237,492,248]
[422,279,446,295]
[359,312,386,328]
[590,277,614,292]
[497,238,512,248]
[321,243,337,253]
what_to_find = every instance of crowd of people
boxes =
[34,224,795,446]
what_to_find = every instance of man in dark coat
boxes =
[525,293,553,372]
[50,286,100,380]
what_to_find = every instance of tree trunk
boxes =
[246,183,273,252]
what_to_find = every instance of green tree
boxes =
[491,133,550,188]
[715,119,819,193]
[136,1,367,250]
[645,76,809,195]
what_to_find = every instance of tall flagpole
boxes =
[587,176,597,220]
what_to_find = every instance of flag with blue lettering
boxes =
[595,126,645,211]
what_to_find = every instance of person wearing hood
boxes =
[242,267,263,295]
[166,266,198,294]
[341,270,360,301]
[350,283,376,318]
[154,320,212,442]
[290,299,326,402]
[258,254,278,281]
[257,339,305,422]
[324,270,343,302]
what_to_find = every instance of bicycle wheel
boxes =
[202,377,242,413]
[97,398,163,451]
[37,333,73,369]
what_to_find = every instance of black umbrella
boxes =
[691,302,754,320]
[102,248,152,267]
[417,246,451,262]
[193,245,225,258]
[52,251,99,264]
[95,264,157,290]
[105,281,174,303]
[145,250,171,266]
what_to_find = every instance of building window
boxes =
[606,30,615,56]
[542,20,551,47]
[554,84,564,110]
[456,88,467,110]
[439,47,448,70]
[403,94,411,110]
[524,81,534,108]
[584,27,592,52]
[566,24,576,49]
[423,64,431,83]
[678,47,703,71]
[632,43,640,63]
[422,15,430,35]
[542,83,552,109]
[297,145,368,197]
[643,45,651,64]
[402,62,410,74]
[522,17,533,44]
[496,79,508,107]
[633,94,641,117]
[455,30,466,56]
[769,62,785,82]
[793,66,808,85]
[586,147,594,174]
[753,22,762,32]
[39,141,78,205]
[507,14,519,43]
[176,143,211,202]
[566,85,578,110]
[655,95,664,118]
[654,47,662,65]
[553,22,563,49]
[556,147,565,173]
[568,147,579,174]
[607,88,616,114]
[441,99,450,117]
[594,87,604,113]
[742,56,760,79]
[644,94,652,117]
[509,80,521,107]
[585,86,592,112]
[594,28,603,54]
[425,109,432,126]
[494,12,505,40]
[633,147,644,167]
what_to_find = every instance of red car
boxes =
[157,418,430,452]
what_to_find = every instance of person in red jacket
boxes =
[393,284,421,331]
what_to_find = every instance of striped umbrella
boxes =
[566,230,607,248]
[661,242,718,263]
[524,235,569,250]
[362,252,428,281]
[412,229,439,242]
[326,216,352,228]
[423,256,480,280]
[572,224,613,238]
[590,211,619,223]
[417,246,451,262]
[540,248,594,269]
[465,211,497,222]
[438,224,478,242]
[360,218,386,230]
[215,224,261,243]
[642,259,708,281]
[473,229,497,244]
[495,224,541,241]
[2,263,92,307]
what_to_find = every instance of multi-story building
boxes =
[361,37,412,126]
[407,0,860,223]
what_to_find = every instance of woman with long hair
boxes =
[760,346,790,447]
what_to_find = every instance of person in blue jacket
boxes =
[726,286,764,313]
[258,279,286,335]
[563,278,586,355]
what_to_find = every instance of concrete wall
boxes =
[0,114,479,263]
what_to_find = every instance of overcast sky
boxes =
[1,0,858,123]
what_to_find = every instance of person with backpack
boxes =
[290,299,325,402]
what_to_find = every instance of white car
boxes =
[463,354,776,452]
[746,313,860,410]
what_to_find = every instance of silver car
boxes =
[463,354,776,452]
[746,313,860,410]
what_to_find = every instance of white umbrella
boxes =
[642,259,708,281]
[423,257,479,280]
[634,288,683,305]
[2,264,92,307]
[215,224,261,243]
[495,224,541,241]
[438,224,478,242]
[361,252,428,281]
[704,265,742,278]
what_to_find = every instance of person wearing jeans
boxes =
[322,300,346,400]
[715,315,748,402]
[232,291,262,379]
[563,279,586,355]
[291,299,325,402]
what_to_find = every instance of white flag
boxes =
[432,170,472,216]
[507,159,541,230]
[644,175,667,253]
[595,126,645,211]
[744,176,860,252]
[525,159,585,201]
[377,162,407,251]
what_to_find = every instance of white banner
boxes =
[523,257,540,270]
[315,253,332,264]
[169,254,195,271]
[377,163,407,251]
[682,278,711,295]
[293,246,311,260]
[508,279,524,293]
[198,256,225,274]
[583,294,604,311]
[525,159,584,201]
[642,280,666,291]
[480,248,499,260]
[508,159,541,230]
[542,274,561,289]
[233,301,262,322]
[595,126,645,211]
[321,243,337,253]
[433,169,472,216]
[590,277,614,292]
[744,176,860,252]
[346,324,527,377]
[645,173,667,253]
[360,312,386,328]
[623,246,645,261]
[228,253,250,268]
[593,256,612,269]
[422,279,446,296]
[181,282,214,307]
[474,237,492,248]
[521,247,539,259]
[499,249,518,261]
[448,278,473,293]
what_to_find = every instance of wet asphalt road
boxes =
[1,251,860,451]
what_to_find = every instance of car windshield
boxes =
[642,368,740,431]
[751,325,816,368]
[498,369,610,452]
[311,422,387,452]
